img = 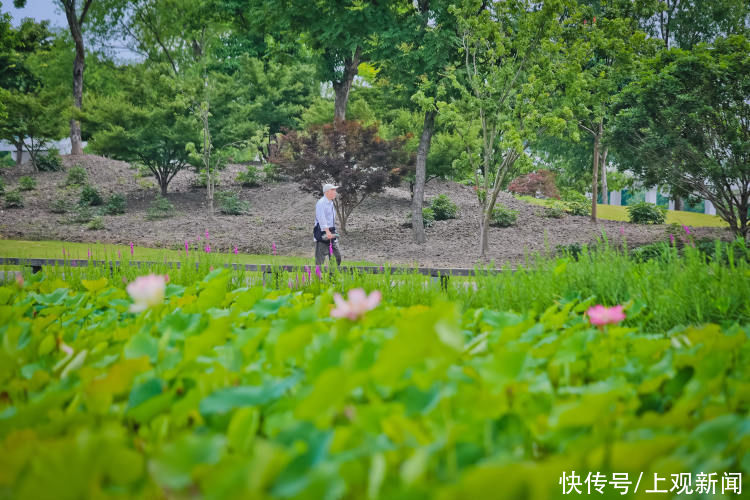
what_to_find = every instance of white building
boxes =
[0,138,87,165]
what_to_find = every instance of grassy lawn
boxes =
[516,195,729,227]
[0,238,375,268]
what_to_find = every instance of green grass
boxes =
[0,239,375,267]
[516,195,729,227]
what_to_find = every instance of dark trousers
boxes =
[315,238,341,267]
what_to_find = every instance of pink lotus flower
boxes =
[130,242,134,256]
[586,304,626,327]
[331,288,382,320]
[126,274,166,313]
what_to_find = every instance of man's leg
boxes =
[315,241,327,266]
[331,239,342,266]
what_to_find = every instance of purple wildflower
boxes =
[315,265,322,280]
[130,242,134,256]
[670,234,675,245]
[233,246,239,255]
[185,241,189,258]
[272,242,277,256]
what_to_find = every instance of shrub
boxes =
[36,148,63,172]
[50,198,71,214]
[422,207,436,228]
[87,216,105,230]
[631,242,672,262]
[555,242,585,260]
[491,204,519,227]
[236,166,262,187]
[560,188,588,204]
[79,185,103,206]
[65,165,87,186]
[216,191,249,215]
[4,190,23,208]
[19,176,36,191]
[627,202,667,225]
[191,169,208,188]
[103,194,127,215]
[0,153,14,169]
[0,177,5,196]
[543,203,566,218]
[71,205,95,223]
[146,195,174,220]
[263,163,282,183]
[430,194,458,220]
[508,170,560,199]
[563,200,591,216]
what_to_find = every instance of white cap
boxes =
[323,183,339,193]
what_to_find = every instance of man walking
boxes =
[314,183,342,266]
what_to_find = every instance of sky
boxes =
[4,0,67,28]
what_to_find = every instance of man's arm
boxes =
[316,199,329,230]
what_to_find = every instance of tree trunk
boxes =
[411,109,436,244]
[15,141,23,166]
[591,130,600,222]
[332,47,361,125]
[63,1,91,156]
[160,178,168,196]
[600,147,608,205]
[479,210,491,259]
[673,197,683,211]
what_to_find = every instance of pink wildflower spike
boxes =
[683,225,691,235]
[130,242,134,256]
[117,249,122,260]
[272,242,277,256]
[185,241,189,257]
[205,244,211,253]
[234,246,239,255]
[62,247,66,258]
[205,230,210,240]
[619,226,624,236]
[87,248,91,259]
[331,288,382,321]
[288,279,293,289]
[670,234,675,245]
[305,265,311,281]
[586,304,626,327]
[315,265,322,280]
[164,274,170,283]
[329,240,333,256]
[302,275,306,285]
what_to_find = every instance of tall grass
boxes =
[6,238,749,331]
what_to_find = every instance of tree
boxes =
[0,14,66,169]
[15,0,97,155]
[610,35,750,238]
[83,65,199,195]
[271,121,414,233]
[226,0,393,125]
[448,0,575,258]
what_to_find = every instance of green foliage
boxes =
[543,203,566,219]
[146,195,175,220]
[216,191,249,215]
[429,194,458,221]
[627,202,667,225]
[0,177,5,195]
[49,197,70,214]
[560,188,588,204]
[103,193,126,215]
[235,165,261,187]
[35,148,62,172]
[71,205,94,224]
[262,163,282,183]
[87,216,104,230]
[1,246,748,498]
[563,200,592,217]
[491,205,519,227]
[79,185,103,207]
[18,175,36,191]
[421,207,435,228]
[630,242,673,263]
[4,189,23,208]
[65,165,87,186]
